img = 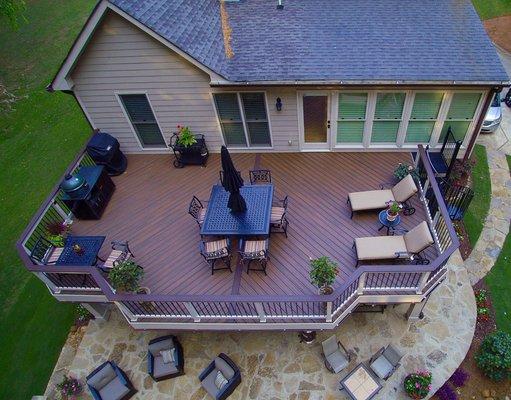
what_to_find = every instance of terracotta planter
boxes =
[386,210,398,221]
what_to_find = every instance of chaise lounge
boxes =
[198,353,241,400]
[354,221,434,265]
[347,174,418,218]
[86,361,136,400]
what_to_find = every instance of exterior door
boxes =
[300,92,330,150]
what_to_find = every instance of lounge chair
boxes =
[321,335,351,373]
[347,174,417,218]
[147,335,184,381]
[198,353,241,400]
[354,221,434,265]
[369,344,403,380]
[86,361,136,400]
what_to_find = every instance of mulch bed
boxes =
[484,15,511,54]
[454,221,472,260]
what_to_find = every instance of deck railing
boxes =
[17,144,459,330]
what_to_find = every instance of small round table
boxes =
[378,210,401,235]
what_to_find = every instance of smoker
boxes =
[86,131,127,176]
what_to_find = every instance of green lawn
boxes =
[472,0,511,20]
[485,155,511,333]
[0,1,96,398]
[463,144,492,248]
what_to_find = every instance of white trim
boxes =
[369,90,407,147]
[75,91,97,129]
[297,90,331,151]
[51,1,224,91]
[334,90,369,147]
[114,91,167,151]
[396,90,414,147]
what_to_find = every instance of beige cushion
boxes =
[198,207,207,223]
[270,207,285,224]
[355,236,407,261]
[349,190,394,212]
[404,221,434,254]
[391,174,417,203]
[205,239,228,253]
[243,240,266,253]
[47,247,63,263]
[103,249,124,269]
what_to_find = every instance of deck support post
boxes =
[184,302,201,322]
[357,273,366,295]
[416,272,431,294]
[81,302,111,320]
[326,301,333,322]
[254,302,266,323]
[406,298,428,321]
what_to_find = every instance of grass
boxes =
[485,155,511,333]
[472,0,511,20]
[463,144,492,248]
[0,1,96,398]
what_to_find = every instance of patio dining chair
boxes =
[238,238,269,274]
[271,195,289,237]
[368,344,403,380]
[99,241,134,272]
[249,169,272,184]
[354,221,434,266]
[86,360,136,400]
[347,174,417,218]
[321,335,351,373]
[200,238,232,274]
[29,237,64,265]
[147,335,184,381]
[189,196,207,228]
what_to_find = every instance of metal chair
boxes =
[368,344,403,380]
[238,238,269,274]
[99,241,134,272]
[29,237,64,265]
[271,195,289,237]
[200,238,232,275]
[321,335,351,373]
[249,169,271,184]
[189,196,207,228]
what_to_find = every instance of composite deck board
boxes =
[72,152,435,297]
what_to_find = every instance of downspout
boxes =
[463,86,501,162]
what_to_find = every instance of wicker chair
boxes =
[29,237,64,265]
[270,195,289,237]
[238,238,269,274]
[200,238,232,275]
[86,361,136,400]
[199,353,241,400]
[249,169,272,184]
[189,196,207,228]
[99,241,134,272]
[147,335,185,381]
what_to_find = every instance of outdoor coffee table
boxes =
[56,235,106,266]
[377,210,401,235]
[339,363,382,400]
[201,184,274,237]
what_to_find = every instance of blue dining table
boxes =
[56,235,106,266]
[200,184,274,236]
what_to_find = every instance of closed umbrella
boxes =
[220,146,247,213]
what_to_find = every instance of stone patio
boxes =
[45,252,475,400]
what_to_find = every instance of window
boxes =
[440,92,482,142]
[371,92,405,143]
[337,93,367,143]
[118,94,165,148]
[405,92,444,143]
[214,92,271,147]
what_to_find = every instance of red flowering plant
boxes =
[475,289,490,322]
[176,124,197,147]
[56,375,83,400]
[404,370,432,399]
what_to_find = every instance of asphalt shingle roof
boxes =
[109,0,509,84]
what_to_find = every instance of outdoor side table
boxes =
[377,210,401,235]
[56,235,106,266]
[339,363,382,400]
[201,185,274,237]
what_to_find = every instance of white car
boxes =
[481,93,502,133]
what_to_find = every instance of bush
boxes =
[449,368,469,387]
[475,330,511,381]
[109,260,144,293]
[436,383,457,400]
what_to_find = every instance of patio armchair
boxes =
[238,238,269,274]
[249,169,272,184]
[29,237,64,265]
[99,241,134,272]
[368,344,403,380]
[189,196,208,228]
[147,335,184,381]
[198,353,241,400]
[86,361,136,400]
[271,195,289,237]
[321,335,351,373]
[354,221,434,266]
[200,238,232,274]
[347,174,417,218]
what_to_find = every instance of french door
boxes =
[299,92,331,150]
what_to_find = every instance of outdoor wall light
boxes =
[276,97,283,111]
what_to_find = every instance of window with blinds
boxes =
[440,92,482,142]
[337,93,367,143]
[119,94,165,148]
[371,92,405,143]
[214,92,271,147]
[405,92,444,143]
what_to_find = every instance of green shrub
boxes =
[309,256,338,290]
[475,331,511,381]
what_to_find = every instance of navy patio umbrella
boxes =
[220,146,247,213]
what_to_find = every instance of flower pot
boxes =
[386,210,398,221]
[319,286,333,295]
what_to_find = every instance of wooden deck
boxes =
[72,152,435,297]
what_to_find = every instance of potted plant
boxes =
[176,125,197,148]
[55,375,83,400]
[45,221,69,247]
[403,370,432,399]
[394,162,419,182]
[309,256,339,295]
[385,200,403,222]
[109,259,144,293]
